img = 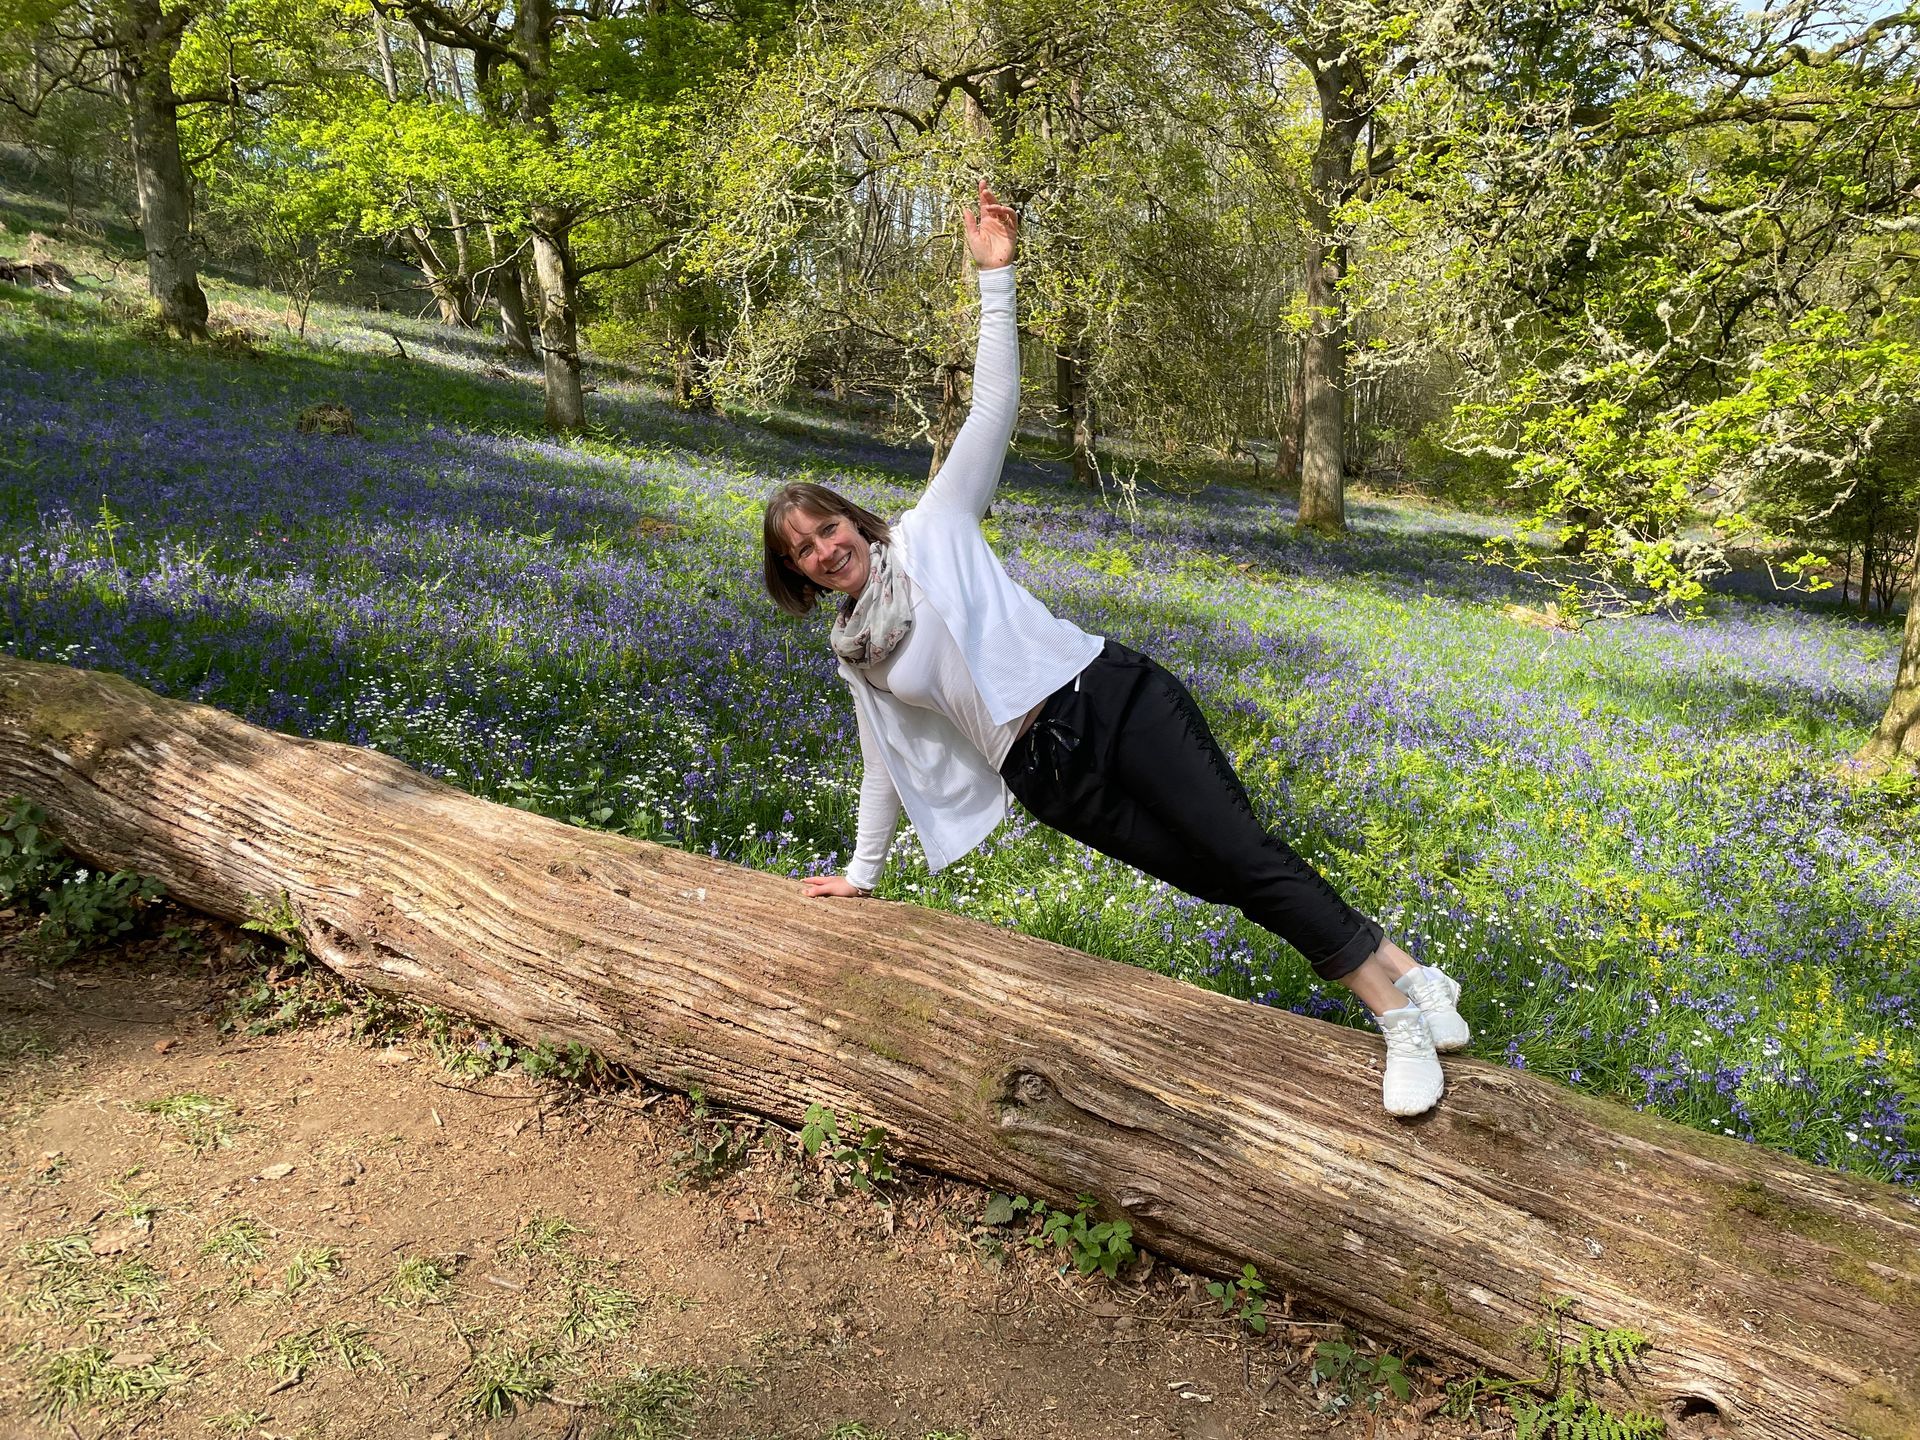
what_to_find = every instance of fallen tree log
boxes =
[3,653,1916,1439]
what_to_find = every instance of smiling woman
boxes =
[758,182,1476,1118]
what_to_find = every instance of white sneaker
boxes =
[1376,1005,1444,1116]
[1394,964,1471,1052]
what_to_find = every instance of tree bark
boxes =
[1295,59,1363,533]
[493,240,535,359]
[1055,340,1096,489]
[111,0,209,341]
[2,652,1917,1440]
[517,0,586,434]
[927,362,965,479]
[1860,515,1920,768]
[530,219,584,432]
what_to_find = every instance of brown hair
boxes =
[761,482,893,615]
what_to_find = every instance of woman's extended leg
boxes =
[1002,641,1469,1113]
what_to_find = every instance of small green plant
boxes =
[984,1193,1135,1279]
[205,1410,271,1436]
[799,1104,896,1196]
[560,1277,641,1342]
[34,867,165,960]
[280,1244,341,1294]
[1312,1337,1412,1411]
[29,1343,187,1420]
[135,1092,237,1152]
[0,1021,57,1072]
[502,1212,585,1268]
[1205,1262,1269,1334]
[587,1364,702,1439]
[1510,1392,1667,1439]
[465,1338,555,1417]
[672,1087,755,1188]
[521,1038,615,1088]
[1445,1297,1662,1436]
[250,1323,384,1384]
[0,798,72,901]
[199,1216,271,1267]
[382,1253,456,1307]
[241,890,304,954]
[220,969,347,1037]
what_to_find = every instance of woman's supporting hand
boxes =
[963,180,1018,270]
[802,874,871,899]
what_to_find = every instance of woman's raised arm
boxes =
[918,183,1021,519]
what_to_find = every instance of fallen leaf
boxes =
[152,1039,177,1055]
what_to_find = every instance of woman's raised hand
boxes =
[962,180,1018,270]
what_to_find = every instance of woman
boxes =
[761,182,1470,1115]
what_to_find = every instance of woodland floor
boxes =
[0,910,1472,1440]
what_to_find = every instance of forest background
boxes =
[0,0,1918,1192]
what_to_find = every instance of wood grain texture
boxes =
[4,653,1917,1438]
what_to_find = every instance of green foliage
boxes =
[0,798,165,962]
[35,867,165,960]
[1205,1262,1269,1334]
[1511,1391,1666,1440]
[1446,1298,1663,1436]
[671,1085,756,1188]
[1311,1338,1413,1411]
[0,797,70,901]
[560,1278,642,1342]
[985,1193,1135,1280]
[798,1103,895,1196]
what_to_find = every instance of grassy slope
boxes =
[1,180,1916,1189]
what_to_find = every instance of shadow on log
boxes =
[2,654,1916,1438]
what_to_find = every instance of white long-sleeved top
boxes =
[840,264,1104,891]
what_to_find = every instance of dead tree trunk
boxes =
[1,653,1916,1440]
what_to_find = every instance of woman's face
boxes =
[782,507,871,598]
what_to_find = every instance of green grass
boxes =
[29,1343,188,1421]
[132,1092,237,1152]
[381,1253,457,1307]
[465,1338,556,1417]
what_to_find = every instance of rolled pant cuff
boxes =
[1313,917,1384,983]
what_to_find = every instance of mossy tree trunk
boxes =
[2,653,1917,1440]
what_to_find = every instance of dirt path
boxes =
[0,917,1456,1440]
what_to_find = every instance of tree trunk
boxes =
[530,216,584,432]
[3,652,1918,1440]
[672,313,714,413]
[1055,340,1096,489]
[517,0,586,434]
[927,363,965,479]
[493,240,535,359]
[1295,61,1362,533]
[1860,515,1920,769]
[111,0,209,341]
[1274,355,1304,487]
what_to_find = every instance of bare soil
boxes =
[0,912,1464,1440]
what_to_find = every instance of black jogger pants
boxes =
[998,639,1383,982]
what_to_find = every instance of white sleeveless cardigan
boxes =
[840,264,1103,889]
